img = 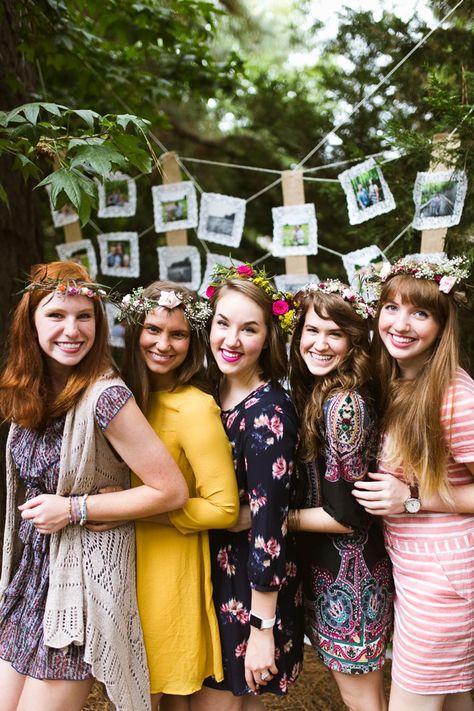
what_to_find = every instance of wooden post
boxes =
[420,133,459,254]
[160,151,188,247]
[281,170,308,275]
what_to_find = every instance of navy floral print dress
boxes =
[301,391,393,674]
[206,382,304,696]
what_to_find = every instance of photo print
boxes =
[152,181,198,233]
[106,302,126,349]
[271,203,318,257]
[197,192,246,248]
[157,245,201,290]
[199,252,244,296]
[46,185,79,228]
[56,239,98,279]
[338,157,396,225]
[97,172,137,218]
[342,245,389,301]
[274,273,319,295]
[98,232,140,278]
[412,170,467,230]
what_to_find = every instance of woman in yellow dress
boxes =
[120,281,239,711]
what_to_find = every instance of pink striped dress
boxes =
[380,368,474,695]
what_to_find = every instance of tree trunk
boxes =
[0,0,43,556]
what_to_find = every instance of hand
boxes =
[352,472,410,515]
[19,494,69,534]
[244,628,278,692]
[228,503,251,532]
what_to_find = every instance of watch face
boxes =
[405,497,421,514]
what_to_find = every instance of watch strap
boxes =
[249,613,276,630]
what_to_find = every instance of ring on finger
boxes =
[260,671,269,681]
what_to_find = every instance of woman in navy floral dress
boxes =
[289,281,393,711]
[193,265,304,710]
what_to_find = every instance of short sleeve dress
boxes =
[381,368,474,694]
[0,385,131,679]
[301,391,394,675]
[205,382,304,697]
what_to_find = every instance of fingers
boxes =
[18,496,43,512]
[244,667,275,692]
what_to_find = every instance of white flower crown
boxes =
[119,287,212,331]
[300,279,376,319]
[376,256,470,294]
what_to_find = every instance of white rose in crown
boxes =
[158,290,182,309]
[379,263,392,281]
[438,276,456,294]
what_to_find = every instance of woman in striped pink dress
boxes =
[353,257,474,711]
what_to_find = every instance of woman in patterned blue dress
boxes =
[193,264,304,710]
[0,261,187,711]
[289,281,394,711]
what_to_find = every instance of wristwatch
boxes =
[404,483,421,514]
[249,613,276,630]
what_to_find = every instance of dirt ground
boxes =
[83,646,392,711]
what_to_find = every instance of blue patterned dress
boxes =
[206,382,304,696]
[0,386,131,680]
[301,391,393,674]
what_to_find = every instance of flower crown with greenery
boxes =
[374,255,470,295]
[300,279,376,319]
[205,262,298,334]
[25,278,108,301]
[118,287,212,331]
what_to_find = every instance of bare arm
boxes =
[290,507,353,533]
[20,397,188,532]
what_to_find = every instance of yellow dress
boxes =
[132,385,239,695]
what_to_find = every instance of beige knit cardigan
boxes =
[0,375,151,711]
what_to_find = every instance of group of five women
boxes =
[0,253,472,711]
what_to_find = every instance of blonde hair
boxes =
[373,275,459,501]
[289,289,373,462]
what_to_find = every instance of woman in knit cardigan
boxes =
[0,261,188,711]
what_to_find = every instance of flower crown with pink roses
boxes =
[374,256,470,295]
[205,262,298,334]
[300,279,376,319]
[118,286,212,331]
[25,278,109,301]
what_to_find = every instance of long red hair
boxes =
[0,261,114,429]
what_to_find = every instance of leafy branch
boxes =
[0,102,158,223]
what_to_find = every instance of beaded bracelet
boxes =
[79,494,89,527]
[68,494,88,526]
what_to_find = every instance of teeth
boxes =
[309,352,332,361]
[57,342,81,351]
[391,334,415,344]
[148,351,172,361]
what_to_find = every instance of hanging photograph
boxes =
[338,157,396,225]
[343,245,388,301]
[56,239,98,279]
[197,192,246,247]
[105,303,126,349]
[97,172,137,218]
[46,185,79,228]
[274,273,319,295]
[412,170,467,230]
[157,245,201,290]
[199,252,244,295]
[271,203,318,257]
[152,180,198,233]
[98,231,140,278]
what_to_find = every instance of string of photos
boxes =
[46,0,469,347]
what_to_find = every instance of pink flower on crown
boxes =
[379,263,392,281]
[439,276,456,294]
[157,290,182,309]
[237,264,254,277]
[272,299,289,315]
[206,285,217,299]
[68,286,79,296]
[342,289,355,302]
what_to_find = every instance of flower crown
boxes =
[119,287,212,331]
[205,262,298,334]
[376,256,470,294]
[25,279,108,300]
[300,279,376,319]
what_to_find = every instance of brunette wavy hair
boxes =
[372,274,460,501]
[0,261,112,429]
[289,289,373,462]
[122,280,209,413]
[206,278,288,392]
